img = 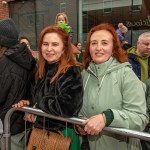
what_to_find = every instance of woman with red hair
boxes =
[33,25,83,149]
[13,25,83,149]
[78,23,148,150]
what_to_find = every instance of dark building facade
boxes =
[80,0,150,47]
[1,0,150,49]
[7,0,78,50]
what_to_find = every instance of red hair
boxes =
[83,23,128,69]
[35,25,80,83]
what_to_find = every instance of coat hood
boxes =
[87,57,131,77]
[4,42,35,70]
[127,46,138,56]
[127,46,148,59]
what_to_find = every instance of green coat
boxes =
[76,51,84,63]
[80,57,149,150]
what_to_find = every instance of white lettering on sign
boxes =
[126,16,150,27]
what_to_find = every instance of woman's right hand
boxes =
[12,100,30,108]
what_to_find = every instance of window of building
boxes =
[60,2,66,12]
[103,0,112,14]
[27,15,34,27]
[130,0,142,12]
[36,14,44,27]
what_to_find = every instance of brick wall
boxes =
[0,0,15,19]
[0,0,9,19]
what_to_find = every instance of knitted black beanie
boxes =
[0,18,19,47]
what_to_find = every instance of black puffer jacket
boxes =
[0,43,36,135]
[34,63,83,131]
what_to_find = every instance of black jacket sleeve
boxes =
[39,67,83,117]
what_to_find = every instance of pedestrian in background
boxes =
[127,32,150,81]
[140,78,150,150]
[116,22,128,46]
[55,12,80,56]
[75,42,84,63]
[19,36,36,58]
[127,32,150,149]
[0,18,36,150]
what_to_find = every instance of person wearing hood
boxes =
[19,36,37,59]
[127,32,150,150]
[0,18,36,149]
[78,23,148,150]
[127,32,150,82]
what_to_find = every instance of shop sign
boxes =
[126,16,150,27]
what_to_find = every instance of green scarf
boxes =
[137,57,148,81]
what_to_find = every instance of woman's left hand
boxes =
[12,100,30,108]
[82,114,106,135]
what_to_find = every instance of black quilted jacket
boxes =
[0,43,36,135]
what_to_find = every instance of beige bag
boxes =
[27,128,72,150]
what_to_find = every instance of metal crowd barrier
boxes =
[2,107,150,150]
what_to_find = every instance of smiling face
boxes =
[89,30,113,64]
[41,33,64,64]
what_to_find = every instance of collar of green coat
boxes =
[87,57,131,77]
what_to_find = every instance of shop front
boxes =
[8,0,150,49]
[79,0,150,47]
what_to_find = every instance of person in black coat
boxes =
[141,78,150,150]
[0,18,36,150]
[13,24,83,149]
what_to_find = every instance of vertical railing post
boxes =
[3,108,16,150]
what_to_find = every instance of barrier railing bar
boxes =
[3,106,150,150]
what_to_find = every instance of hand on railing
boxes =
[12,100,30,108]
[3,106,150,143]
[25,114,36,123]
[76,125,87,135]
[76,116,87,135]
[82,114,105,135]
[12,100,35,123]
